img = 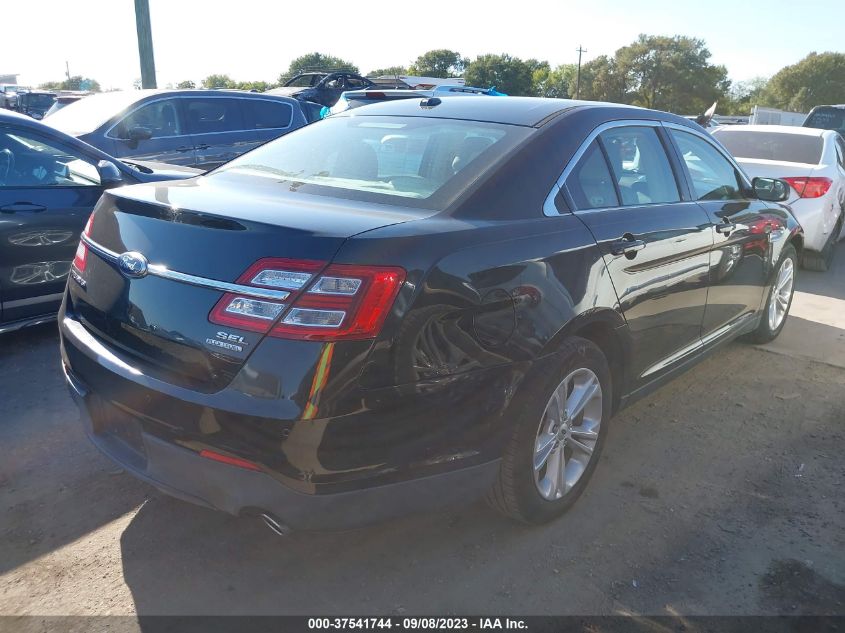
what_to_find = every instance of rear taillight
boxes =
[783,176,832,199]
[209,259,406,341]
[72,213,95,272]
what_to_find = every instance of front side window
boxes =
[599,127,680,205]
[0,128,100,187]
[185,98,245,134]
[216,115,528,208]
[565,141,619,210]
[670,130,745,201]
[113,99,182,139]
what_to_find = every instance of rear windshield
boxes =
[713,130,824,165]
[804,107,845,134]
[215,115,530,208]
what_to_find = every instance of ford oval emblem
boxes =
[117,252,149,278]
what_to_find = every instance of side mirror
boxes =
[96,160,123,187]
[128,126,153,142]
[752,177,790,202]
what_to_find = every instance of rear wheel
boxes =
[746,244,797,344]
[487,337,611,524]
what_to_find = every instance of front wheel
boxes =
[746,244,797,344]
[487,337,612,524]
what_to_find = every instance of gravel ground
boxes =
[1,248,843,619]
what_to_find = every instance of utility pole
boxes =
[65,61,70,81]
[575,45,587,99]
[134,0,157,88]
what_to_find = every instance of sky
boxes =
[4,0,844,90]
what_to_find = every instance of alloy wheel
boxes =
[533,368,603,500]
[768,256,794,331]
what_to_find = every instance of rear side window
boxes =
[113,99,182,139]
[835,136,845,169]
[185,98,245,134]
[714,130,823,165]
[599,127,680,205]
[245,100,293,129]
[565,141,619,210]
[670,130,745,201]
[804,107,845,135]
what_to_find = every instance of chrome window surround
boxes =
[79,234,291,302]
[543,120,753,217]
[104,95,296,141]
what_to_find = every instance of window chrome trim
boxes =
[543,119,663,217]
[80,234,290,301]
[661,121,754,190]
[104,95,297,141]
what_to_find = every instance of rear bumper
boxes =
[65,370,499,531]
[789,197,843,252]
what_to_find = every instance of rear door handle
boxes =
[611,235,647,256]
[175,146,194,153]
[716,221,749,235]
[195,144,210,151]
[1,202,46,213]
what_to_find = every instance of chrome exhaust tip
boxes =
[260,513,291,536]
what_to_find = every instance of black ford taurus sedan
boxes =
[59,97,802,532]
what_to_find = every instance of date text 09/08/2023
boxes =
[307,618,529,630]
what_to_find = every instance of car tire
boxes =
[486,336,612,524]
[802,215,842,272]
[745,244,798,344]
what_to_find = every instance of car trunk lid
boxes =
[67,174,422,392]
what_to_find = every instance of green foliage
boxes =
[38,76,101,92]
[235,80,273,92]
[721,76,769,115]
[368,66,407,77]
[408,50,468,78]
[571,56,625,102]
[176,80,196,89]
[281,53,359,83]
[761,52,845,112]
[202,74,236,89]
[464,54,536,96]
[534,64,577,98]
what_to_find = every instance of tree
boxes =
[613,35,729,113]
[569,56,626,103]
[533,64,578,98]
[762,52,845,112]
[368,65,407,77]
[176,80,196,89]
[202,74,236,89]
[722,76,769,115]
[236,80,272,92]
[38,76,101,92]
[464,54,537,96]
[408,50,467,78]
[281,53,358,83]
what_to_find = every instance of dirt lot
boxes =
[1,246,844,619]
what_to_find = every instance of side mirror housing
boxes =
[96,160,124,187]
[752,177,790,202]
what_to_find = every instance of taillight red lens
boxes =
[72,213,95,272]
[271,264,406,341]
[783,176,832,199]
[208,259,406,340]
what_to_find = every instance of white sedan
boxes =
[713,125,845,271]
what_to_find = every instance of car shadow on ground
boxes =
[117,343,845,617]
[0,323,152,575]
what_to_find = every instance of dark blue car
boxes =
[44,89,318,171]
[0,109,199,334]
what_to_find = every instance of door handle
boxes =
[195,144,210,151]
[1,202,46,213]
[716,221,749,235]
[175,146,193,153]
[610,235,647,257]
